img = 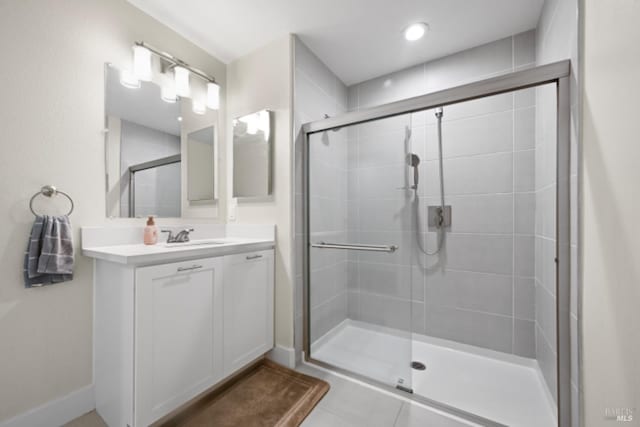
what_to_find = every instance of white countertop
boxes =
[83,237,275,266]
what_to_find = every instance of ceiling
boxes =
[128,0,544,85]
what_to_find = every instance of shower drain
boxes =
[411,361,426,371]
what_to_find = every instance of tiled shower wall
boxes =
[293,38,349,361]
[345,32,539,357]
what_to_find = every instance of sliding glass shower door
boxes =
[306,113,418,391]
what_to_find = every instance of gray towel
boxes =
[23,215,74,288]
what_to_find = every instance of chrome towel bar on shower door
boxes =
[310,242,399,253]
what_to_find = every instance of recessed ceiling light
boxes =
[404,22,429,41]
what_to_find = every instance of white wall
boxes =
[0,0,226,421]
[226,36,294,352]
[581,0,640,425]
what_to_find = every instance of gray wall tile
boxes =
[425,305,513,353]
[298,32,539,359]
[515,277,536,321]
[514,319,536,357]
[426,269,513,316]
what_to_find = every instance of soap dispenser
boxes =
[143,216,158,245]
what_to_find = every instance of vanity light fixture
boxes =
[133,45,152,81]
[206,82,220,110]
[174,66,190,97]
[119,69,140,89]
[246,113,259,135]
[159,71,177,103]
[161,86,177,103]
[192,100,206,115]
[404,22,429,41]
[130,41,220,110]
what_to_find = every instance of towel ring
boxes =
[29,185,74,216]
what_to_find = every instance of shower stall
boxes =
[301,61,571,427]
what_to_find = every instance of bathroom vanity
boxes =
[82,225,275,427]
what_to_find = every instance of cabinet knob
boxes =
[246,254,263,260]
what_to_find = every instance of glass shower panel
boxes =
[307,112,420,391]
[132,161,181,218]
[413,85,558,427]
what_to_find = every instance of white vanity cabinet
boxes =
[134,257,224,427]
[92,246,274,427]
[223,251,274,375]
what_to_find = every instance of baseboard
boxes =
[0,385,95,427]
[267,345,296,368]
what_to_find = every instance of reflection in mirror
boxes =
[104,64,217,217]
[233,110,273,198]
[187,126,215,201]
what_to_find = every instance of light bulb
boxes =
[120,69,140,89]
[192,100,206,115]
[161,85,177,103]
[133,45,152,81]
[160,74,177,103]
[404,23,428,41]
[174,66,190,97]
[259,110,270,140]
[246,113,259,135]
[206,82,220,110]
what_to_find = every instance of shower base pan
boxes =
[311,320,557,427]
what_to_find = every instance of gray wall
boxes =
[293,38,349,358]
[535,0,579,415]
[345,33,539,357]
[119,120,181,217]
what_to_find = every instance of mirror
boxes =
[104,64,217,218]
[187,126,215,201]
[233,110,273,198]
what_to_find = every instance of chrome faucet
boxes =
[161,228,194,243]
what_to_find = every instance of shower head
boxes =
[408,153,420,167]
[323,114,341,132]
[407,153,420,190]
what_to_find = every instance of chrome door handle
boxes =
[246,254,263,260]
[177,264,203,272]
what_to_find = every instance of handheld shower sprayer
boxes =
[412,106,448,256]
[407,153,420,189]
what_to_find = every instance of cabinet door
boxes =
[223,250,274,375]
[135,257,223,427]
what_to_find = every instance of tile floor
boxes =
[297,364,476,427]
[64,363,474,427]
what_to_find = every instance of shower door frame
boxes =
[301,60,572,427]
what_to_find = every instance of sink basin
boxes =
[163,239,230,248]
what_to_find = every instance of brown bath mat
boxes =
[158,359,329,427]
